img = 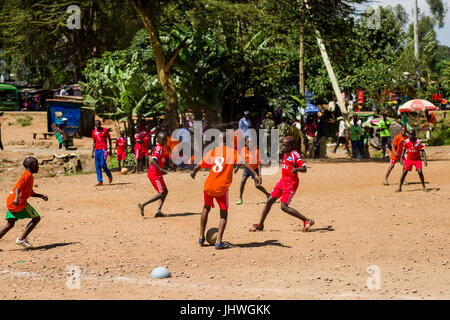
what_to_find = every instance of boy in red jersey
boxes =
[0,157,48,249]
[396,129,428,192]
[191,132,261,249]
[142,124,152,168]
[116,130,127,173]
[138,132,168,217]
[92,120,113,186]
[250,136,314,232]
[132,130,144,174]
[235,136,270,204]
[383,125,408,185]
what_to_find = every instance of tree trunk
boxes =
[130,0,180,133]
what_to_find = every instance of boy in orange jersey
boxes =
[191,132,261,249]
[383,125,408,185]
[235,136,270,205]
[0,157,48,249]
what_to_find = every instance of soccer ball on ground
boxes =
[206,227,218,245]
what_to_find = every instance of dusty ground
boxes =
[0,112,449,300]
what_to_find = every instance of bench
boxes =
[33,132,56,140]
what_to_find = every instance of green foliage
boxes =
[108,152,136,169]
[427,123,450,146]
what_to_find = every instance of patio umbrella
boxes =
[305,103,320,115]
[399,99,438,113]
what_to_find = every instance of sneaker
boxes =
[94,182,103,187]
[108,175,113,184]
[198,238,205,246]
[383,180,389,186]
[214,242,230,250]
[302,219,314,232]
[16,238,33,249]
[138,203,144,217]
[236,199,243,205]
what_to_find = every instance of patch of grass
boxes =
[8,122,14,126]
[372,151,383,159]
[15,116,33,127]
[65,170,93,176]
[108,151,135,169]
[427,124,450,146]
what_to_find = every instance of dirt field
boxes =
[0,112,449,300]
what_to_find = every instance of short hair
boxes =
[23,157,38,169]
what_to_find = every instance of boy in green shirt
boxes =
[378,113,392,158]
[350,117,365,159]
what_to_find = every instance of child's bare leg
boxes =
[251,196,277,231]
[118,160,122,171]
[199,206,211,239]
[155,188,168,216]
[0,219,16,239]
[216,209,228,244]
[138,192,164,216]
[397,170,408,192]
[238,176,249,200]
[18,217,40,241]
[384,163,395,184]
[255,181,270,197]
[281,202,308,221]
[418,170,426,190]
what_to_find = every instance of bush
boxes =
[108,151,136,169]
[427,124,450,146]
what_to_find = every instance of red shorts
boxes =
[135,148,143,159]
[117,150,126,161]
[390,158,398,165]
[149,175,166,193]
[271,180,299,205]
[404,159,422,171]
[203,191,229,210]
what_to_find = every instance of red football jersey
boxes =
[134,133,142,150]
[92,128,110,150]
[281,150,305,183]
[116,137,126,153]
[148,143,165,176]
[142,131,152,150]
[404,138,424,161]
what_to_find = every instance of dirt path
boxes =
[0,153,449,300]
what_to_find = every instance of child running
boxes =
[396,129,428,192]
[235,136,270,205]
[116,130,127,173]
[138,132,168,217]
[383,125,408,185]
[0,157,48,249]
[191,132,261,249]
[250,136,314,233]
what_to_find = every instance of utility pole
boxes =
[413,0,420,89]
[299,0,305,96]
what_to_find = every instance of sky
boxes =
[363,0,450,46]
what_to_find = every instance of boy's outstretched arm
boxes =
[400,148,406,165]
[150,158,167,175]
[190,164,201,179]
[32,192,48,201]
[422,149,427,166]
[292,165,307,173]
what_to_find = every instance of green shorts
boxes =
[56,132,63,144]
[5,203,40,220]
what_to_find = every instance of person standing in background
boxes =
[238,111,252,136]
[261,112,276,156]
[378,113,392,159]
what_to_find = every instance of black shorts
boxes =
[243,167,259,179]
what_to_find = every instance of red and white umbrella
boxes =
[399,99,438,113]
